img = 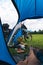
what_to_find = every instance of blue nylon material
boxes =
[12,0,43,22]
[0,20,16,65]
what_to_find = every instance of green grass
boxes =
[9,34,43,55]
[25,34,43,49]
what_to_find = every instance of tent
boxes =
[0,0,43,65]
[0,19,16,65]
[12,0,43,22]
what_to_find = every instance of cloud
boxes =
[23,19,43,31]
[0,0,18,29]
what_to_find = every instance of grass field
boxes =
[9,34,43,55]
[25,34,43,49]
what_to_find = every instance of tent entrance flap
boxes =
[0,19,16,65]
[12,0,43,22]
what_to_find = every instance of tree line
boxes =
[30,30,43,34]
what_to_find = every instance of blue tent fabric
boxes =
[0,19,16,65]
[12,0,43,22]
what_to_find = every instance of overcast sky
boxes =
[0,0,43,31]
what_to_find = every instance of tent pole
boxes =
[7,22,22,46]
